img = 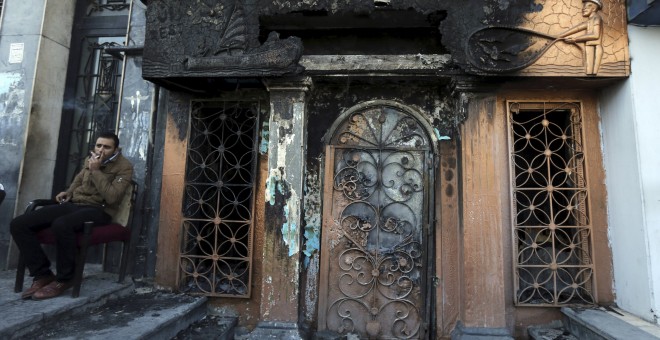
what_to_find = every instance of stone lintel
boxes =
[263,76,313,92]
[299,54,452,74]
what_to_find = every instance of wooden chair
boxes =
[14,180,138,298]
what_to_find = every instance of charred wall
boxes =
[142,0,625,336]
[306,79,454,159]
[144,0,553,84]
[299,79,455,329]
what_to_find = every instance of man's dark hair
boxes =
[98,131,120,148]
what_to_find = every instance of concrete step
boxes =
[0,266,207,340]
[562,307,660,340]
[0,267,134,339]
[16,287,207,340]
[172,314,239,340]
[528,320,578,340]
[450,321,514,339]
[237,322,309,339]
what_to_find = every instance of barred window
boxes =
[179,100,260,298]
[508,101,595,306]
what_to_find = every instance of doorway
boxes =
[318,101,435,339]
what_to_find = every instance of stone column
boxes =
[2,0,76,268]
[251,77,312,338]
[450,79,514,339]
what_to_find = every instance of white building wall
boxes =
[600,25,660,324]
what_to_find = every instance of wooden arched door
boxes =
[318,101,435,339]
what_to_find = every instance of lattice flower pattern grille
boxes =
[509,102,595,306]
[179,101,259,297]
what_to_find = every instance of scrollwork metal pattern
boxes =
[325,106,430,339]
[508,101,595,306]
[179,100,259,297]
[87,0,130,14]
[65,41,123,183]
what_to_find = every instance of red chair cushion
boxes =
[36,223,131,246]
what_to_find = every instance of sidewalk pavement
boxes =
[0,264,135,338]
[0,264,207,339]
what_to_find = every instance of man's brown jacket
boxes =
[66,153,133,217]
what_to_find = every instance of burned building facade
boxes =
[3,0,653,338]
[140,0,627,337]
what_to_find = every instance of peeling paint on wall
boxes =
[455,91,473,126]
[0,71,26,137]
[434,128,451,140]
[428,94,456,140]
[0,70,27,264]
[307,83,462,159]
[0,70,26,183]
[259,120,269,154]
[265,108,303,257]
[303,160,321,265]
[303,253,320,324]
[168,92,192,141]
[265,167,289,205]
[282,199,300,257]
[264,274,274,318]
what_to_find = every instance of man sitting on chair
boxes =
[10,131,133,300]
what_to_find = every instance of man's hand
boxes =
[55,191,70,203]
[89,151,102,171]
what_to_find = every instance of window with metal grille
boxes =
[507,101,595,306]
[179,100,260,297]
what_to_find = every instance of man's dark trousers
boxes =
[10,203,111,281]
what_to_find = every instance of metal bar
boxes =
[508,101,595,307]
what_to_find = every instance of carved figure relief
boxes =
[559,0,603,75]
[143,0,304,80]
[466,0,627,76]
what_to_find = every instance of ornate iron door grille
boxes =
[179,100,260,298]
[65,39,124,182]
[319,103,433,339]
[89,0,131,12]
[507,101,596,306]
[54,1,129,192]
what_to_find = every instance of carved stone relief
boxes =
[466,0,627,76]
[142,0,629,82]
[143,0,304,81]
